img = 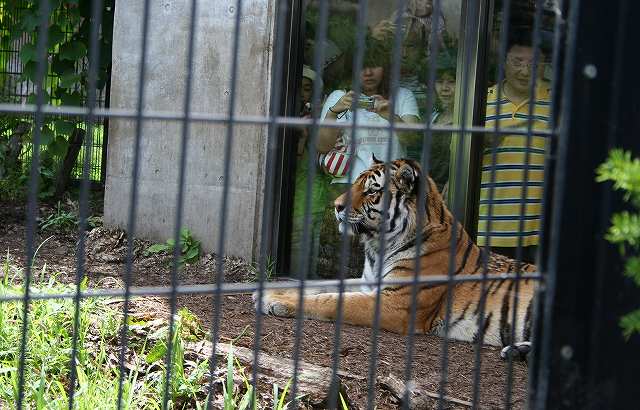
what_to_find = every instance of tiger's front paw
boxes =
[252,290,296,317]
[500,341,531,361]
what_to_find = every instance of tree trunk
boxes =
[1,122,28,179]
[54,127,86,198]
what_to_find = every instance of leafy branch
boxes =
[597,149,640,339]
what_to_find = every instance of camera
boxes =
[357,95,375,110]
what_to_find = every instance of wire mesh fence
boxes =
[1,0,622,408]
[0,0,111,185]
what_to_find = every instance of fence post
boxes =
[531,0,640,408]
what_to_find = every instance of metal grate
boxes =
[0,0,111,183]
[0,0,637,409]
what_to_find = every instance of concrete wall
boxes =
[104,0,274,260]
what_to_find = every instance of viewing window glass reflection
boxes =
[289,0,463,278]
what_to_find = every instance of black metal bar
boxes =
[532,0,580,404]
[0,273,543,303]
[402,0,443,406]
[15,1,51,408]
[67,0,105,408]
[437,1,480,408]
[100,61,113,185]
[471,0,514,407]
[0,103,558,137]
[533,0,640,408]
[114,0,152,408]
[288,0,330,405]
[160,0,199,409]
[463,0,494,240]
[504,1,545,408]
[534,1,640,409]
[250,0,290,406]
[527,0,566,402]
[205,0,244,407]
[273,0,305,277]
[324,0,370,406]
[365,0,409,407]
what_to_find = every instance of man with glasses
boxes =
[477,32,551,264]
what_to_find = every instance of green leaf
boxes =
[47,24,65,48]
[145,340,167,364]
[625,257,640,286]
[50,0,64,11]
[21,10,40,32]
[51,54,75,76]
[53,120,77,136]
[59,90,83,106]
[145,243,171,255]
[19,43,37,64]
[21,61,47,82]
[40,126,55,145]
[620,309,640,340]
[237,386,254,410]
[26,91,50,105]
[47,135,69,157]
[606,212,640,246]
[58,40,87,61]
[58,69,81,89]
[183,246,200,262]
[226,346,235,407]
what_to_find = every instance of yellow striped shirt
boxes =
[477,83,551,247]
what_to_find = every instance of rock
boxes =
[54,246,68,256]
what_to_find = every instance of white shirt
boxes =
[320,87,419,183]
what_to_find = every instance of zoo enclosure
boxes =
[0,0,639,409]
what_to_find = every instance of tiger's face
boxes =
[334,158,422,237]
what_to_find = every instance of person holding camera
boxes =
[312,39,419,276]
[317,47,421,187]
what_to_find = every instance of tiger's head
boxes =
[334,157,446,239]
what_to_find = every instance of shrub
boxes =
[145,228,202,266]
[596,149,640,339]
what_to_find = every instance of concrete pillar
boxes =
[104,0,274,260]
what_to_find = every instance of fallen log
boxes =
[186,340,363,407]
[378,373,473,409]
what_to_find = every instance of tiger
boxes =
[255,158,537,359]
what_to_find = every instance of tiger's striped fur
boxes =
[256,158,537,351]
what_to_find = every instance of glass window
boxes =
[476,0,556,264]
[288,0,463,278]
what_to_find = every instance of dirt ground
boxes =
[0,199,529,409]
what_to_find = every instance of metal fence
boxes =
[0,0,111,183]
[0,0,638,409]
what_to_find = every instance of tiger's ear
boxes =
[372,154,384,164]
[395,162,419,194]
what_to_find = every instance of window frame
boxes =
[273,0,495,275]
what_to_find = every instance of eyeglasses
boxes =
[506,56,537,70]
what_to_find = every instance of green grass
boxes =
[0,259,180,408]
[0,254,306,409]
[0,255,209,409]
